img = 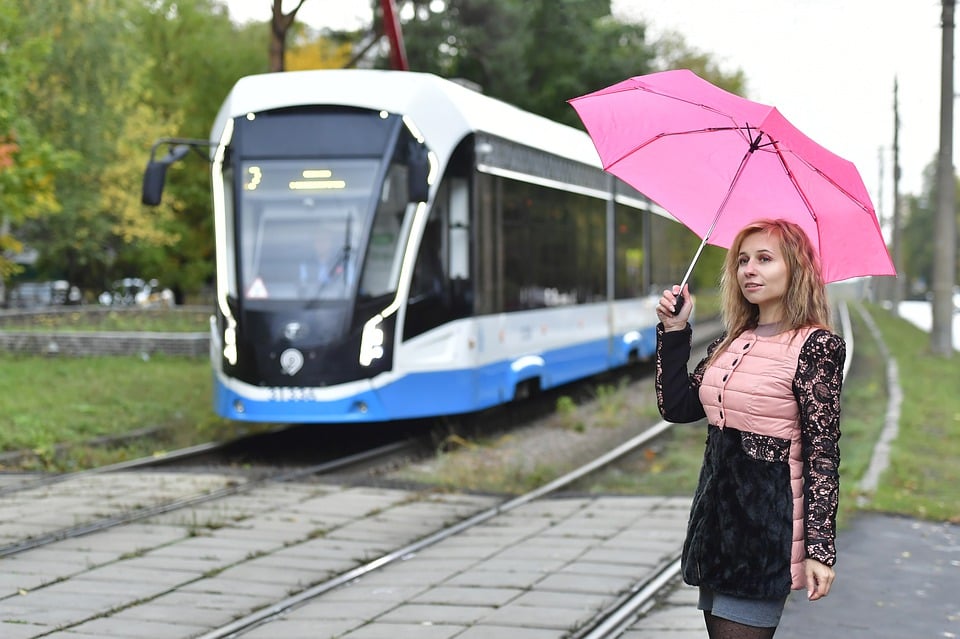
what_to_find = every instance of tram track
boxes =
[0,308,871,638]
[0,438,419,559]
[0,439,229,498]
[0,365,689,638]
[185,307,855,639]
[191,418,681,638]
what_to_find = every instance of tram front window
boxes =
[239,159,376,302]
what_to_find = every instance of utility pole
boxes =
[933,0,957,356]
[876,145,884,303]
[891,78,903,312]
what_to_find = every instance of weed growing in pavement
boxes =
[591,379,635,428]
[554,395,584,432]
[181,510,230,536]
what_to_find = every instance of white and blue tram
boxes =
[144,69,682,423]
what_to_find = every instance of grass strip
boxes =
[0,352,230,470]
[860,304,960,523]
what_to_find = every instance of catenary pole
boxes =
[933,0,956,357]
[891,77,903,312]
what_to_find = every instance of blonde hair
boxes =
[711,219,831,359]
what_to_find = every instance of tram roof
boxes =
[211,69,603,169]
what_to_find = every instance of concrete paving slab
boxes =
[376,602,494,625]
[337,622,466,639]
[0,621,53,639]
[411,585,527,608]
[115,601,238,626]
[64,617,208,638]
[455,624,562,638]
[242,617,364,639]
[478,602,593,629]
[442,569,546,589]
[509,589,610,612]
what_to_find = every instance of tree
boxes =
[9,0,269,296]
[286,24,356,70]
[270,0,308,71]
[0,3,69,286]
[373,0,740,291]
[132,0,269,297]
[900,159,960,302]
[13,0,170,290]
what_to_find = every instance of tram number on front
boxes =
[268,387,319,402]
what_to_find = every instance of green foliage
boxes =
[387,0,745,129]
[7,0,269,295]
[899,160,960,298]
[5,0,752,301]
[0,3,74,278]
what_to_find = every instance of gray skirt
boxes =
[698,587,788,628]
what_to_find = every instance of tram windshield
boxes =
[239,159,375,302]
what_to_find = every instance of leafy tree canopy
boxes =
[4,0,749,301]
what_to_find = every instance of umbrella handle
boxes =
[671,234,707,316]
[671,293,685,316]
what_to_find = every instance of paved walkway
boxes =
[776,513,960,639]
[1,475,957,638]
[623,513,960,638]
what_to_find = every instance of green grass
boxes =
[0,352,235,470]
[860,304,960,522]
[3,308,211,332]
[0,307,237,470]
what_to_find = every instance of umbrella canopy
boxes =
[568,68,895,285]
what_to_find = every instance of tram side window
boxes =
[646,211,699,293]
[614,205,648,299]
[498,180,606,311]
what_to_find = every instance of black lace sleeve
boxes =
[655,323,722,423]
[794,329,845,566]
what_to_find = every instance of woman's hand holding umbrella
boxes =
[657,283,692,331]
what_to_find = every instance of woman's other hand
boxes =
[656,284,692,332]
[804,558,835,601]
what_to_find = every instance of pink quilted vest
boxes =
[698,326,816,591]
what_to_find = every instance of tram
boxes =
[143,69,684,423]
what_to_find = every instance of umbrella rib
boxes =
[772,145,875,215]
[604,126,747,171]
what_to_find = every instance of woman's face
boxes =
[736,230,789,319]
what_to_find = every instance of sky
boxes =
[222,0,951,224]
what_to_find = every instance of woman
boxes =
[655,219,844,639]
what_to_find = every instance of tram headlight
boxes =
[359,314,385,367]
[223,324,238,365]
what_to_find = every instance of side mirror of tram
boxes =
[142,144,191,206]
[407,142,430,203]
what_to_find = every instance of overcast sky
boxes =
[223,0,951,223]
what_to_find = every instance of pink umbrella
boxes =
[568,68,895,293]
